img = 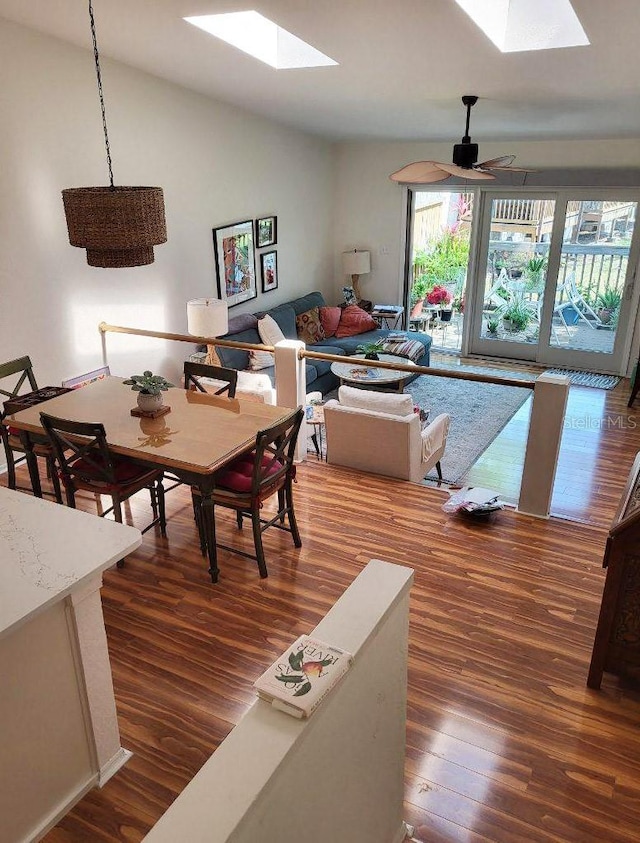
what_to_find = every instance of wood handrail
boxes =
[301,349,535,389]
[98,322,274,353]
[99,321,534,390]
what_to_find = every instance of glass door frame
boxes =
[466,187,640,374]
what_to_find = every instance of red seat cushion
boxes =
[70,453,155,486]
[215,452,283,493]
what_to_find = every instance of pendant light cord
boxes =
[89,0,114,189]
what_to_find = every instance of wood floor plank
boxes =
[4,370,640,842]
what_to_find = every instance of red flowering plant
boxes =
[426,285,452,306]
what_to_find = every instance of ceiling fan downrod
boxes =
[453,94,479,169]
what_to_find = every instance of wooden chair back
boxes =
[0,356,38,406]
[250,407,304,499]
[39,412,118,488]
[183,361,238,397]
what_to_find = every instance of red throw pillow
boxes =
[319,305,341,338]
[335,305,378,338]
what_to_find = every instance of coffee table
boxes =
[331,354,416,393]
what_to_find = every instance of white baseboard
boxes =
[99,746,133,786]
[392,821,415,843]
[24,775,98,843]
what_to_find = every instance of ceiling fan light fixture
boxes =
[454,0,589,53]
[62,0,167,268]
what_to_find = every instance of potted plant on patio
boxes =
[410,274,429,318]
[501,298,531,333]
[124,370,174,413]
[524,256,546,292]
[427,285,453,321]
[486,316,499,337]
[596,289,622,325]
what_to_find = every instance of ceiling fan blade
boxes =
[478,155,516,169]
[489,165,538,173]
[389,161,450,184]
[436,162,495,180]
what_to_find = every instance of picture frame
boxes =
[213,219,257,308]
[62,365,111,390]
[342,286,358,306]
[256,215,277,248]
[261,250,278,293]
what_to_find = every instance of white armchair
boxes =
[323,386,450,483]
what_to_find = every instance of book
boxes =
[254,635,353,718]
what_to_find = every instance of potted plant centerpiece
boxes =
[124,370,174,414]
[355,340,384,360]
[427,285,453,321]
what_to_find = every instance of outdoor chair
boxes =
[0,355,62,502]
[40,412,166,565]
[552,273,602,337]
[191,407,304,578]
[323,386,450,483]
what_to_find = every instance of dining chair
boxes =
[40,412,167,564]
[0,355,62,502]
[192,406,304,578]
[184,361,237,397]
[163,359,241,497]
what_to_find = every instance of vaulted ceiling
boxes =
[1,0,638,143]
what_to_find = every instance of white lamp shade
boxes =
[342,250,371,276]
[187,298,229,338]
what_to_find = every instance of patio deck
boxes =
[418,311,616,355]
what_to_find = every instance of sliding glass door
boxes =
[468,190,640,373]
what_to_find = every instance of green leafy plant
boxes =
[524,256,547,291]
[123,371,174,395]
[487,317,499,335]
[410,274,430,305]
[501,298,531,332]
[597,289,622,312]
[355,340,384,359]
[412,228,470,309]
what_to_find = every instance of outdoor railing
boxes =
[489,241,629,305]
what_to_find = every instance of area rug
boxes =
[542,368,620,390]
[404,372,533,484]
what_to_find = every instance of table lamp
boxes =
[342,249,371,301]
[187,298,229,365]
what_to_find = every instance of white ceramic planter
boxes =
[136,392,163,413]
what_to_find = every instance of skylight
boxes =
[184,12,338,69]
[454,0,589,52]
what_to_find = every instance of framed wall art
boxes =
[213,219,257,308]
[261,250,278,293]
[256,215,277,248]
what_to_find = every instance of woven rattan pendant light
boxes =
[62,0,167,268]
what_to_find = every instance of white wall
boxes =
[0,18,336,385]
[333,139,640,307]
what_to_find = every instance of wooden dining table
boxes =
[3,376,294,582]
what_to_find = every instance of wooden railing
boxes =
[99,323,567,517]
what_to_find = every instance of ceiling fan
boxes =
[390,95,534,184]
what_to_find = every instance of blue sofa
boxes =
[209,291,432,396]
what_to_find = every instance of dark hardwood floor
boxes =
[5,373,640,842]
